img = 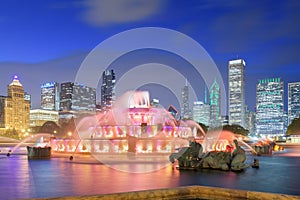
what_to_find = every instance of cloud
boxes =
[203,1,300,54]
[210,3,269,53]
[80,0,166,26]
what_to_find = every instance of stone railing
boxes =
[32,185,300,200]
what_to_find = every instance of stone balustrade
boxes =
[30,185,300,200]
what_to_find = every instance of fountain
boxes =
[169,129,257,171]
[2,133,53,158]
[252,138,284,155]
[49,90,208,173]
[51,91,205,157]
[27,135,51,159]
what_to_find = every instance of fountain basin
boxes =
[27,146,51,159]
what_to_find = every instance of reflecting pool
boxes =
[0,147,300,199]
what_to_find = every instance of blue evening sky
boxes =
[0,0,299,113]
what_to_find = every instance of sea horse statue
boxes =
[230,139,248,171]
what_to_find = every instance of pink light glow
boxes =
[51,91,207,154]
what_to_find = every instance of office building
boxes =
[101,70,116,109]
[0,76,30,134]
[150,99,160,108]
[24,92,31,106]
[228,59,246,127]
[181,82,191,119]
[256,78,284,136]
[283,111,288,134]
[72,83,96,111]
[245,106,256,135]
[288,82,300,125]
[30,109,59,127]
[41,82,60,110]
[58,82,96,124]
[193,101,210,126]
[221,115,229,126]
[60,82,74,111]
[210,80,221,127]
[59,82,96,112]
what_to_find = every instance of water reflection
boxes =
[0,147,300,199]
[0,156,33,199]
[273,146,300,157]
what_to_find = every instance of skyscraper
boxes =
[0,76,30,134]
[59,82,96,111]
[72,83,96,111]
[228,59,246,127]
[101,70,116,110]
[24,92,31,105]
[193,101,210,126]
[245,106,256,135]
[181,81,191,119]
[41,82,60,111]
[59,82,74,111]
[256,78,284,136]
[210,79,221,127]
[288,82,300,125]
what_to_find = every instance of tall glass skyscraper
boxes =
[101,70,116,109]
[181,82,191,119]
[60,82,96,111]
[228,59,246,127]
[210,80,220,127]
[256,78,284,136]
[72,83,96,111]
[245,106,256,135]
[60,82,74,111]
[41,82,60,111]
[288,82,300,125]
[193,101,210,126]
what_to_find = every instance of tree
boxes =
[39,121,60,135]
[198,122,208,134]
[222,124,249,136]
[59,117,78,138]
[286,116,300,135]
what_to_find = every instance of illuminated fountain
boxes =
[252,138,284,155]
[51,91,205,156]
[27,136,51,159]
[202,129,255,153]
[170,129,257,171]
[4,133,53,158]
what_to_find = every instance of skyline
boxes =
[1,0,300,112]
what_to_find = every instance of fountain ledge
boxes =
[28,185,300,200]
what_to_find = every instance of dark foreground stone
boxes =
[29,185,300,200]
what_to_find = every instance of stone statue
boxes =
[230,139,247,171]
[201,151,231,171]
[252,158,259,168]
[169,138,249,172]
[169,139,203,168]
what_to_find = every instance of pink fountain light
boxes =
[202,129,256,153]
[51,91,204,154]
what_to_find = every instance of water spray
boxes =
[69,139,82,161]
